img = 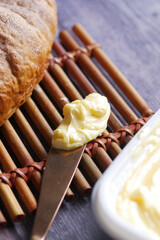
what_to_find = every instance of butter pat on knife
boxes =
[52,93,111,150]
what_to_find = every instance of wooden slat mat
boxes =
[0,24,153,227]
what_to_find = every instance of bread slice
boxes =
[0,0,57,126]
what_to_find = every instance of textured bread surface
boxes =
[0,0,57,126]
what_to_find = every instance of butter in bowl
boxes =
[92,109,160,240]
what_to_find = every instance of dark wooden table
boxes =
[0,0,160,239]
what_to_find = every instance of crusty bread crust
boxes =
[0,0,57,126]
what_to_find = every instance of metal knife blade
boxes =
[30,145,85,240]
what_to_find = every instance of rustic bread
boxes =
[0,0,57,126]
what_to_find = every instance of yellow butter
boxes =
[52,93,110,150]
[116,120,160,239]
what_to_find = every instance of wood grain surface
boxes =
[0,0,160,239]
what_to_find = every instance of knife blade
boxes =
[30,145,85,240]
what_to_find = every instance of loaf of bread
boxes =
[0,0,57,126]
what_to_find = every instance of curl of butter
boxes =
[52,93,110,150]
[116,120,160,239]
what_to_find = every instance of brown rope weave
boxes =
[0,160,46,188]
[0,116,151,187]
[49,43,101,68]
[85,116,151,157]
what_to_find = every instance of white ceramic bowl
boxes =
[92,109,160,240]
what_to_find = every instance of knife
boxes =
[30,145,85,240]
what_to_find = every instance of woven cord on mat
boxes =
[0,116,151,187]
[49,43,100,67]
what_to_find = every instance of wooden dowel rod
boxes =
[33,85,62,128]
[81,153,102,183]
[0,140,37,213]
[24,98,53,146]
[13,109,47,161]
[103,129,121,157]
[42,71,70,109]
[95,148,112,170]
[72,168,92,197]
[49,58,83,101]
[108,140,121,158]
[60,30,138,124]
[1,121,41,192]
[0,210,7,228]
[0,170,25,222]
[109,112,123,131]
[65,188,75,202]
[73,24,154,117]
[53,40,96,95]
